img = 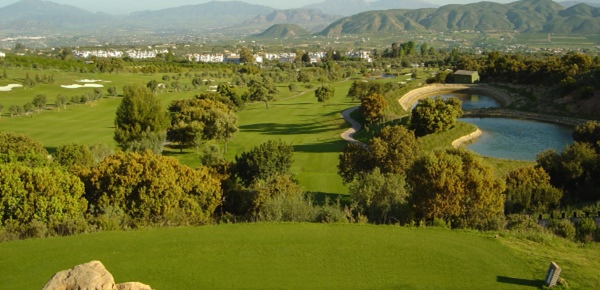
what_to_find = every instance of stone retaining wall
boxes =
[398,84,513,111]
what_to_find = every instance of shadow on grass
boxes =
[240,122,335,136]
[293,139,347,153]
[496,276,544,288]
[308,191,350,206]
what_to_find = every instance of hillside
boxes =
[255,24,311,38]
[242,9,341,32]
[0,0,113,33]
[320,0,600,36]
[303,0,437,16]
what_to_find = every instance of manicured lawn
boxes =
[1,68,358,195]
[0,223,555,290]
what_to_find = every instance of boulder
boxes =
[116,282,153,290]
[42,261,151,290]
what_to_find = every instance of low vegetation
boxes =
[1,47,600,289]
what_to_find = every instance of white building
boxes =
[0,51,5,58]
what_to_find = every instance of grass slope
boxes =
[0,223,547,290]
[1,68,358,195]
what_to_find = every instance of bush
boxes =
[256,194,317,222]
[576,217,597,243]
[505,214,544,232]
[432,218,449,228]
[315,198,349,224]
[547,219,576,241]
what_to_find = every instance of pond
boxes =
[425,93,573,161]
[461,117,573,161]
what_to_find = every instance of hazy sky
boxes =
[0,0,519,14]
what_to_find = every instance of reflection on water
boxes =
[414,93,501,110]
[461,118,573,161]
[421,93,573,161]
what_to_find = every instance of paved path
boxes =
[340,107,367,148]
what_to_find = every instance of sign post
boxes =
[544,262,561,287]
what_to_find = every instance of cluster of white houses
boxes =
[72,49,170,59]
[0,51,5,57]
[186,50,372,64]
[70,49,372,64]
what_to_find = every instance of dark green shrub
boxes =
[576,217,597,243]
[547,219,576,241]
[505,214,544,232]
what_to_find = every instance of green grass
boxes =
[0,223,572,290]
[1,68,358,195]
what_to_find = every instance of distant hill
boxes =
[255,24,311,38]
[0,0,113,33]
[320,0,600,36]
[559,1,600,8]
[242,9,341,32]
[303,0,437,16]
[0,0,276,34]
[121,1,275,31]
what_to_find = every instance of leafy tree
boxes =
[216,83,244,110]
[0,163,88,236]
[235,140,294,187]
[349,168,407,224]
[537,142,600,201]
[0,104,3,118]
[338,125,420,184]
[250,174,303,212]
[288,83,298,92]
[410,97,463,137]
[573,121,600,153]
[23,102,33,116]
[32,95,48,114]
[338,142,372,184]
[53,143,94,170]
[347,81,392,101]
[147,80,159,93]
[360,93,387,125]
[167,98,238,153]
[9,105,20,117]
[107,86,118,98]
[239,47,255,64]
[301,52,311,63]
[77,150,222,225]
[297,70,314,84]
[88,143,113,164]
[114,84,170,154]
[407,148,505,230]
[55,94,68,111]
[503,166,562,214]
[246,77,278,109]
[315,84,335,103]
[0,131,48,159]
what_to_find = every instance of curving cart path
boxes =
[340,107,367,148]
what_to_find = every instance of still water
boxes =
[461,118,573,161]
[426,93,573,160]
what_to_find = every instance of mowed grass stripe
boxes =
[0,223,537,290]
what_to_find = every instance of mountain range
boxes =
[320,0,600,35]
[0,0,599,43]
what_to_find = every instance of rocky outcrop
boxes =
[42,261,151,290]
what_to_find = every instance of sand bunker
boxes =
[77,79,107,83]
[0,84,23,92]
[61,84,105,89]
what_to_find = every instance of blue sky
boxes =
[0,0,535,14]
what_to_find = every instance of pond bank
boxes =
[452,128,483,148]
[398,84,514,111]
[463,108,588,127]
